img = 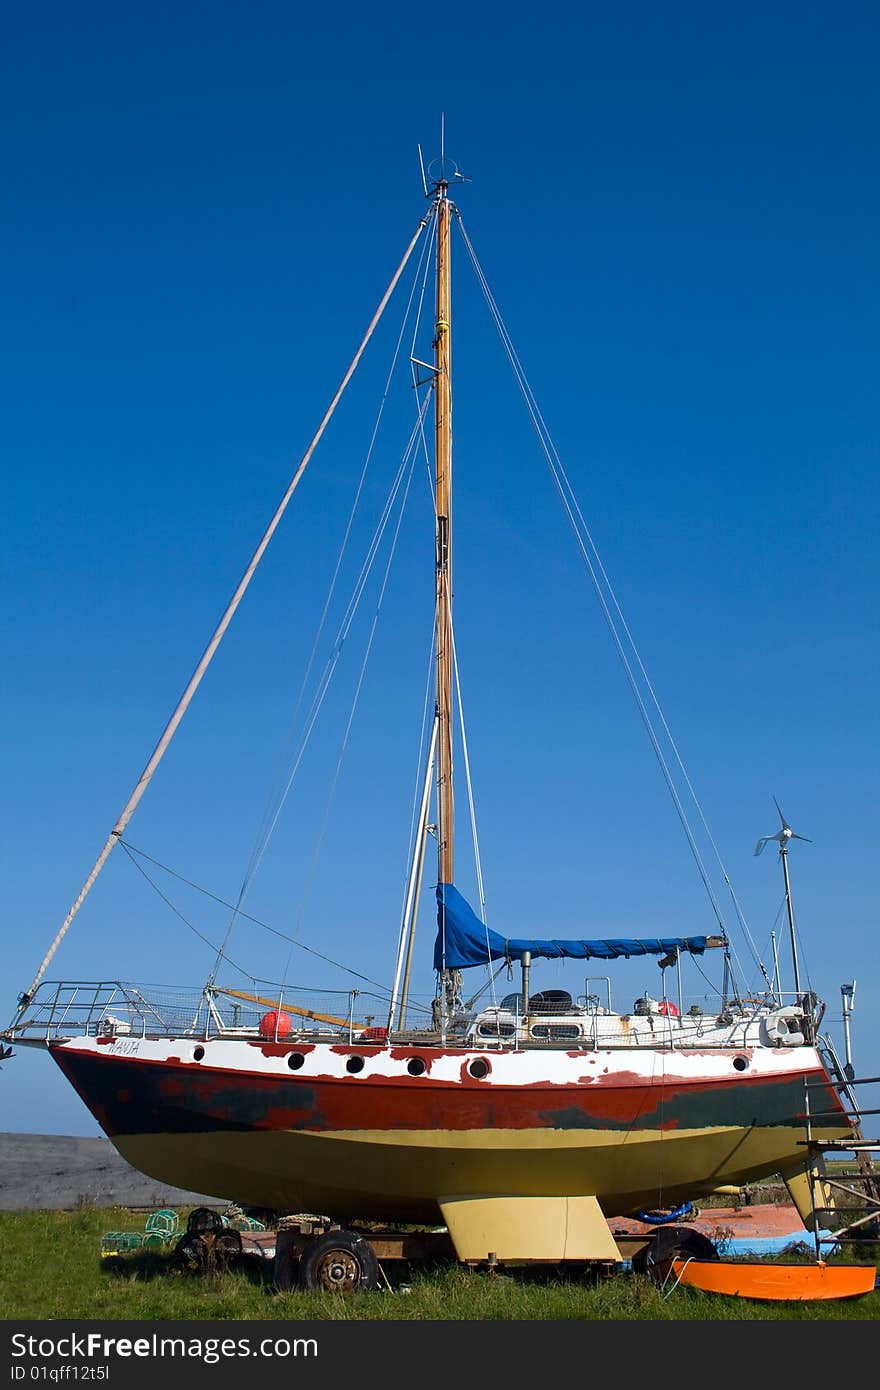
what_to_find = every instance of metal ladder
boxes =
[802,1044,880,1260]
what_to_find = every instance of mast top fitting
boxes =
[426,155,471,198]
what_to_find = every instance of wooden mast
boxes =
[435,181,454,893]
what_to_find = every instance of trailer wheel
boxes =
[297,1230,379,1293]
[631,1224,718,1283]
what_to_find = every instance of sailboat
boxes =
[3,155,858,1265]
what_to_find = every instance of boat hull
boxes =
[50,1035,851,1223]
[663,1259,876,1301]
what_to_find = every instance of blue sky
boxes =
[2,2,878,1134]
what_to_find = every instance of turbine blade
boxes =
[773,795,791,832]
[791,834,812,843]
[755,830,785,855]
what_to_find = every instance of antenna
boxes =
[417,144,428,198]
[841,981,856,1080]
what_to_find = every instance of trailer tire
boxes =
[631,1224,718,1283]
[297,1229,379,1293]
[273,1227,300,1291]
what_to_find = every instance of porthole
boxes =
[733,1055,749,1072]
[346,1055,365,1074]
[192,1045,205,1062]
[469,1057,490,1079]
[287,1052,305,1071]
[407,1057,426,1076]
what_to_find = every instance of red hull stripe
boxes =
[50,1046,843,1140]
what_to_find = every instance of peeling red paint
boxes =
[49,1040,847,1144]
[389,1047,435,1072]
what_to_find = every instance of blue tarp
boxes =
[433,882,713,972]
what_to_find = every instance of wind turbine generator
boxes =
[755,798,812,996]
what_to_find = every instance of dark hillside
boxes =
[0,1132,218,1210]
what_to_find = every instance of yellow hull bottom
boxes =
[115,1122,833,1223]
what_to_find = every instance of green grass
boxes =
[1,1209,877,1321]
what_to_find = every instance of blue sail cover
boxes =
[434,882,712,971]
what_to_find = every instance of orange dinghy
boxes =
[663,1259,876,1302]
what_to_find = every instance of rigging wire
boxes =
[21,213,431,1009]
[118,838,392,991]
[410,231,439,502]
[411,216,437,367]
[463,960,510,1009]
[243,207,437,883]
[414,376,437,505]
[560,478,771,986]
[386,241,450,1028]
[402,613,438,896]
[448,604,497,1012]
[120,838,434,1020]
[203,392,434,985]
[205,218,437,989]
[454,209,732,942]
[118,840,254,984]
[399,231,442,899]
[386,612,438,1021]
[449,612,487,919]
[279,424,421,991]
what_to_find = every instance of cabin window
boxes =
[469,1058,490,1079]
[733,1056,749,1072]
[407,1057,427,1076]
[531,1024,581,1041]
[476,1022,515,1039]
[192,1045,205,1061]
[346,1055,365,1074]
[287,1052,305,1071]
